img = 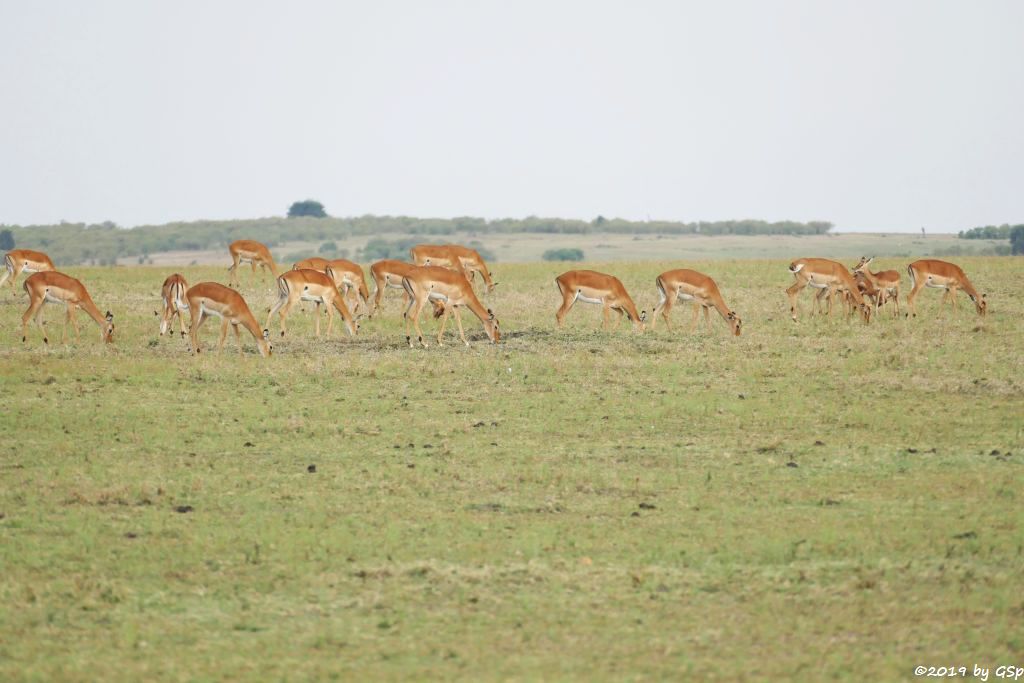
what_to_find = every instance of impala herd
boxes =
[3,241,989,356]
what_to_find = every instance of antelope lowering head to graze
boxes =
[401,266,500,347]
[158,273,189,337]
[852,257,901,317]
[227,240,279,287]
[368,259,442,318]
[652,269,741,336]
[410,244,497,293]
[555,270,646,332]
[266,268,358,339]
[2,249,56,293]
[906,259,986,318]
[21,272,114,345]
[185,282,271,357]
[786,258,870,323]
[294,257,371,315]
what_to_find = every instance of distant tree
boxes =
[542,248,584,262]
[0,229,13,251]
[1011,225,1024,255]
[592,215,607,227]
[318,241,337,255]
[288,200,327,218]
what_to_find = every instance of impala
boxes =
[787,258,870,323]
[401,266,500,347]
[852,257,901,317]
[369,260,443,317]
[651,269,741,335]
[2,249,55,292]
[227,240,279,287]
[185,282,271,357]
[906,259,987,317]
[410,244,497,293]
[21,272,113,345]
[266,268,358,338]
[293,257,370,314]
[158,273,189,337]
[555,270,646,331]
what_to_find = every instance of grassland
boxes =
[1,257,1022,681]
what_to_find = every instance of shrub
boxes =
[542,248,584,262]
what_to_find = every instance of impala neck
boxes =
[79,296,108,330]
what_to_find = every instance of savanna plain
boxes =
[1,256,1022,681]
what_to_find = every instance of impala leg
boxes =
[67,304,82,342]
[189,310,209,355]
[554,289,576,328]
[216,319,230,353]
[22,296,46,343]
[323,300,334,338]
[436,304,452,345]
[610,306,626,331]
[453,306,469,346]
[408,295,428,348]
[689,300,700,333]
[0,263,16,291]
[313,301,322,338]
[601,302,612,330]
[891,287,900,318]
[232,322,244,356]
[703,304,714,332]
[786,279,807,321]
[650,283,668,332]
[227,254,241,287]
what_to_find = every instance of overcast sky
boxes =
[1,1,1021,232]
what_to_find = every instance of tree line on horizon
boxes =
[0,215,834,266]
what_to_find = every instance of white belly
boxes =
[300,292,325,303]
[428,291,449,302]
[676,292,696,301]
[44,291,63,304]
[576,294,603,305]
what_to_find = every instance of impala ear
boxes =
[263,328,270,340]
[640,310,647,322]
[105,311,114,322]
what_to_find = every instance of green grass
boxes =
[1,258,1022,681]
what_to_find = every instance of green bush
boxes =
[542,248,584,262]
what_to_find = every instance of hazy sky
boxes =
[1,1,1021,232]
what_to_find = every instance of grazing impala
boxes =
[410,244,496,293]
[906,259,987,317]
[158,273,189,337]
[401,266,500,347]
[266,268,358,338]
[651,269,741,336]
[555,270,646,331]
[293,257,370,314]
[21,272,113,345]
[2,249,55,292]
[185,282,271,357]
[227,240,279,287]
[786,258,871,323]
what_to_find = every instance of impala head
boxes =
[103,311,115,343]
[258,328,273,357]
[727,311,742,336]
[485,308,501,343]
[972,293,988,316]
[852,256,874,274]
[859,302,872,324]
[636,309,647,333]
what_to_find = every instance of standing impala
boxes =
[786,258,871,323]
[555,270,646,331]
[651,269,741,336]
[227,240,279,287]
[2,249,55,292]
[21,272,113,345]
[294,257,370,315]
[401,266,500,347]
[369,260,442,317]
[410,244,497,293]
[852,257,901,317]
[906,259,987,317]
[158,273,189,337]
[185,282,272,357]
[266,268,358,339]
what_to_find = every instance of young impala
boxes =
[401,266,500,347]
[157,273,189,337]
[852,257,901,317]
[906,259,987,317]
[2,249,56,292]
[410,244,497,293]
[651,269,741,335]
[227,239,279,287]
[293,257,370,315]
[266,268,358,338]
[554,270,646,332]
[185,282,272,357]
[21,272,114,345]
[786,258,870,323]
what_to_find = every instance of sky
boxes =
[1,1,1021,233]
